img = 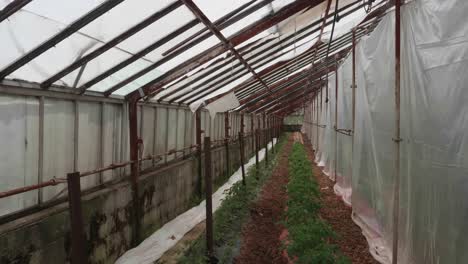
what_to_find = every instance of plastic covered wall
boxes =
[304,1,468,263]
[0,93,257,218]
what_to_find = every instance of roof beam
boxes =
[100,0,271,97]
[127,0,323,101]
[181,0,272,95]
[0,0,126,81]
[0,0,32,23]
[160,0,365,104]
[40,1,182,89]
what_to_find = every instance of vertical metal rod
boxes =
[224,111,230,176]
[251,113,255,153]
[204,136,214,260]
[99,102,105,184]
[334,65,339,182]
[195,109,202,197]
[139,105,144,169]
[74,100,79,171]
[164,107,169,164]
[38,96,44,204]
[239,130,246,186]
[392,1,402,263]
[153,106,158,166]
[174,109,179,159]
[183,110,188,158]
[316,90,320,152]
[67,172,87,264]
[351,30,357,189]
[255,129,259,173]
[128,99,141,246]
[263,112,268,166]
[312,95,315,148]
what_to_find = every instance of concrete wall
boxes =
[0,136,256,264]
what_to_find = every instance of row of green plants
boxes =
[178,135,287,264]
[285,143,349,264]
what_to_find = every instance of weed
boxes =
[178,136,287,264]
[285,143,350,264]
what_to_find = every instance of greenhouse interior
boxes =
[0,0,466,263]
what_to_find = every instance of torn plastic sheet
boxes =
[115,138,278,264]
[205,92,240,119]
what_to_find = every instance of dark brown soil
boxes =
[234,134,294,264]
[302,134,379,264]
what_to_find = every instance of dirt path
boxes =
[302,135,379,264]
[234,134,294,264]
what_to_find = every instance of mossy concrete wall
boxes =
[0,136,257,264]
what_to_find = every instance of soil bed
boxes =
[234,134,294,264]
[303,136,379,264]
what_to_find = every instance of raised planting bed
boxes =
[285,142,350,264]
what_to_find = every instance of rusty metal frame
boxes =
[40,1,183,89]
[0,0,126,81]
[126,0,323,102]
[0,0,32,23]
[180,0,273,98]
[181,0,369,105]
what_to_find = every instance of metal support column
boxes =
[334,64,339,182]
[224,111,230,176]
[128,99,140,245]
[195,109,202,197]
[251,113,255,153]
[239,114,246,185]
[392,1,402,263]
[67,172,87,264]
[255,128,259,174]
[263,112,268,166]
[204,136,215,262]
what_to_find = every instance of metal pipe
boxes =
[128,98,141,246]
[195,109,203,196]
[392,0,402,263]
[203,136,214,261]
[240,114,246,186]
[224,111,230,176]
[67,172,87,264]
[334,63,339,182]
[263,112,268,166]
[239,131,246,186]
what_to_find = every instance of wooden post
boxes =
[204,136,214,261]
[67,172,87,264]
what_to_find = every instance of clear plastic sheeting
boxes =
[303,1,468,263]
[205,92,240,118]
